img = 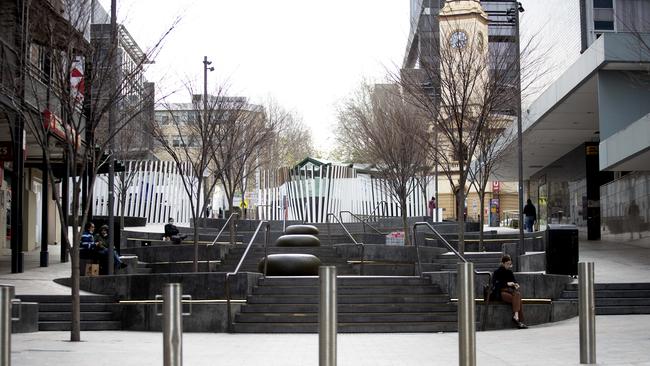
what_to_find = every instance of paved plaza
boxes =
[2,235,650,365]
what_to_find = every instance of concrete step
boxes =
[257,276,429,287]
[235,311,458,323]
[596,306,650,315]
[240,303,458,313]
[251,285,441,296]
[17,294,120,332]
[246,294,449,304]
[39,312,115,322]
[565,283,650,291]
[561,290,650,298]
[232,321,460,333]
[38,321,122,331]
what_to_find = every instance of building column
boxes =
[585,143,600,240]
[10,115,24,273]
[40,145,49,267]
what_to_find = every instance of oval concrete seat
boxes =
[285,224,320,236]
[258,253,321,276]
[275,234,321,247]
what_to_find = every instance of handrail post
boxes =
[319,266,337,366]
[263,223,270,276]
[412,226,422,276]
[225,274,233,333]
[458,262,476,366]
[0,285,13,366]
[162,283,183,366]
[579,262,596,364]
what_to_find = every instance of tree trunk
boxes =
[478,191,485,251]
[193,215,199,272]
[458,182,466,256]
[227,195,236,245]
[400,198,410,247]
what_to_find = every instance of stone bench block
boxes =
[117,255,139,274]
[275,234,320,247]
[285,224,320,236]
[258,254,322,276]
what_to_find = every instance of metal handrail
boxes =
[326,213,365,275]
[208,213,239,247]
[411,222,492,282]
[225,220,270,332]
[206,213,239,270]
[338,210,385,235]
[364,200,388,223]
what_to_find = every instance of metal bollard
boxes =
[162,283,183,366]
[579,262,596,364]
[458,262,476,366]
[319,266,337,366]
[0,285,14,366]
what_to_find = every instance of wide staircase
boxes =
[16,294,121,331]
[233,276,462,333]
[558,282,650,315]
[217,244,358,275]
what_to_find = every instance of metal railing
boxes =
[411,222,492,282]
[338,210,384,235]
[206,213,239,269]
[224,220,270,332]
[326,213,365,275]
[364,201,388,223]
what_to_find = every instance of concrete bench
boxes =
[117,255,139,275]
[451,298,554,330]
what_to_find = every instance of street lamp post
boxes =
[203,56,214,124]
[508,2,525,269]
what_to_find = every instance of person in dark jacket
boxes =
[523,199,537,232]
[163,217,186,244]
[79,222,96,259]
[95,225,127,270]
[492,254,527,329]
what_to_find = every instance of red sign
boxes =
[43,109,79,147]
[492,181,500,193]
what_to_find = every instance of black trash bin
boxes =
[545,224,579,275]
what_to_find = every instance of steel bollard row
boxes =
[579,262,596,364]
[319,266,337,366]
[155,283,192,366]
[1,285,16,366]
[458,262,476,366]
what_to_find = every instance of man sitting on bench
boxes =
[163,217,187,244]
[491,254,528,329]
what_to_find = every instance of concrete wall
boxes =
[120,302,242,332]
[424,271,574,300]
[55,272,262,301]
[598,71,650,140]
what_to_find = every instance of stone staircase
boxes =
[217,245,357,275]
[16,295,121,331]
[421,252,502,272]
[559,282,650,315]
[233,276,461,333]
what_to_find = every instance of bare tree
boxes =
[149,85,241,271]
[7,0,176,340]
[336,82,431,246]
[398,16,544,254]
[212,98,285,241]
[468,117,515,250]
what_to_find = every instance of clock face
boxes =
[449,31,468,49]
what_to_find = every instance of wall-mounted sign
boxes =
[492,181,500,193]
[42,109,79,147]
[0,142,12,161]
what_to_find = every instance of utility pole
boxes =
[107,0,118,275]
[508,1,525,269]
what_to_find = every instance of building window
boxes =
[593,0,614,32]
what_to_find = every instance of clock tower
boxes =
[438,0,488,53]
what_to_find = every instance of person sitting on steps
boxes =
[95,225,127,270]
[491,254,528,329]
[163,217,187,244]
[80,222,97,260]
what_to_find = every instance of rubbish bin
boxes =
[545,224,579,275]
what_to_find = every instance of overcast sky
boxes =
[99,0,411,153]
